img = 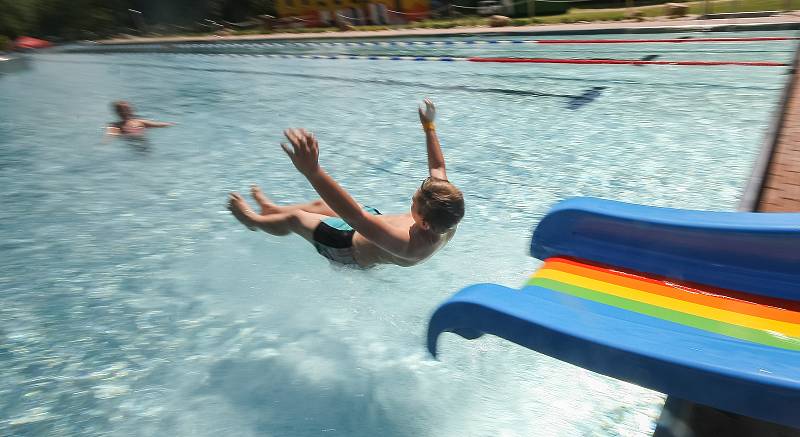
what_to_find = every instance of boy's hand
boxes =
[418,98,436,125]
[281,128,320,177]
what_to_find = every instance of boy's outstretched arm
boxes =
[281,129,415,258]
[419,98,447,181]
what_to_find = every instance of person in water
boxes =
[106,101,173,137]
[228,99,464,268]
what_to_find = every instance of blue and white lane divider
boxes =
[182,52,787,66]
[89,40,530,51]
[252,53,466,61]
[179,40,530,48]
[63,47,789,66]
[171,36,800,49]
[82,37,800,53]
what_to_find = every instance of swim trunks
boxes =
[312,206,381,265]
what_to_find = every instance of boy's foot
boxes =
[251,185,282,215]
[228,193,257,231]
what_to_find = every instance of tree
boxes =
[0,0,36,38]
[0,0,277,41]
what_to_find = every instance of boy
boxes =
[228,99,464,268]
[106,101,173,137]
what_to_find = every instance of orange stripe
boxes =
[547,257,800,311]
[542,258,800,324]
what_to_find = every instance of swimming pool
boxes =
[1,30,796,436]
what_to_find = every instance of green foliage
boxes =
[34,0,117,39]
[0,0,122,39]
[0,0,36,38]
[0,0,280,41]
[0,35,10,51]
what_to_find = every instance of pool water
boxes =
[0,31,795,436]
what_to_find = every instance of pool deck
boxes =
[98,14,800,44]
[758,75,800,212]
[742,31,800,213]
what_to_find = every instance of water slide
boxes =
[427,197,800,430]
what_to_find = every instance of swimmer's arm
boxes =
[282,129,414,257]
[141,119,174,128]
[424,124,446,180]
[419,99,447,180]
[306,168,414,257]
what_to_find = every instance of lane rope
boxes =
[537,37,800,44]
[205,52,792,66]
[164,36,800,48]
[89,36,800,52]
[467,57,788,66]
[60,49,788,66]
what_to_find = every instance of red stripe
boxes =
[536,37,800,44]
[467,57,787,66]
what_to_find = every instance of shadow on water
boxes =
[197,331,423,436]
[566,86,607,110]
[121,135,152,154]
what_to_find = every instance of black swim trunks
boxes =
[312,206,381,265]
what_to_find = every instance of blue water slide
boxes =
[427,198,800,429]
[532,197,800,300]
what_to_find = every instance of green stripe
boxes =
[527,277,800,351]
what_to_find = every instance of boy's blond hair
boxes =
[415,177,464,234]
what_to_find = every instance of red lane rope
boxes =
[536,37,800,44]
[467,57,788,66]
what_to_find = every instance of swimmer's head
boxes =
[412,177,465,234]
[113,101,133,120]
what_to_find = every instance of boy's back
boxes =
[351,213,457,267]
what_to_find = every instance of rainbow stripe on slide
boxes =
[527,258,800,351]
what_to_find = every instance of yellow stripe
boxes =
[534,268,800,337]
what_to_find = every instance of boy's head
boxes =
[412,177,465,234]
[113,101,133,120]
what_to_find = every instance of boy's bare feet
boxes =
[228,193,257,231]
[251,185,282,215]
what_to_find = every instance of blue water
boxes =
[0,32,795,435]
